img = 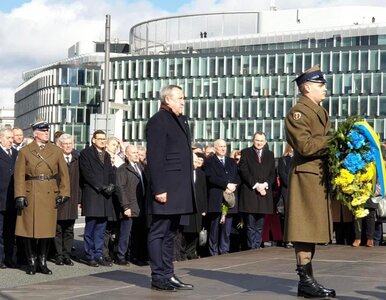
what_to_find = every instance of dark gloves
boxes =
[100,184,115,197]
[15,197,28,216]
[55,196,69,208]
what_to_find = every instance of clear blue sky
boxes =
[0,0,192,13]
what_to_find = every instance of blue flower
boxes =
[343,153,365,173]
[347,130,366,150]
[336,152,341,159]
[362,149,375,163]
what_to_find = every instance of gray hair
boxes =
[58,133,73,144]
[160,85,182,103]
[0,127,13,138]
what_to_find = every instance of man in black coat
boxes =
[79,130,115,267]
[0,128,18,268]
[239,132,276,249]
[115,144,144,265]
[55,133,80,266]
[146,84,195,292]
[204,139,240,256]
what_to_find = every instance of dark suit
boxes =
[146,108,195,282]
[115,162,144,261]
[55,150,80,260]
[204,155,240,255]
[79,145,114,261]
[182,168,208,259]
[0,147,17,265]
[239,146,276,249]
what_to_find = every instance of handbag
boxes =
[276,195,285,215]
[199,227,208,246]
[372,196,386,218]
[376,197,386,218]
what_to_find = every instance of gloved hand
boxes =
[100,184,115,197]
[15,197,28,216]
[55,196,69,208]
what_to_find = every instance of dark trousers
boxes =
[354,209,376,240]
[130,215,148,262]
[244,213,265,249]
[116,218,133,261]
[84,217,107,261]
[148,215,180,281]
[55,219,75,259]
[103,221,118,259]
[0,211,17,264]
[208,213,233,256]
[0,212,4,263]
[183,232,199,259]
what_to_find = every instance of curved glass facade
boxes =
[112,31,386,156]
[14,66,102,149]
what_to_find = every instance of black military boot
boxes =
[23,237,37,275]
[296,263,335,298]
[38,238,52,275]
[307,262,336,297]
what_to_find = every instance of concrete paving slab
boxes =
[1,245,386,299]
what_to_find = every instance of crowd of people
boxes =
[0,80,385,297]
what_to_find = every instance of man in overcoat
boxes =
[239,132,276,249]
[115,144,144,265]
[0,128,18,268]
[14,120,70,275]
[55,133,80,266]
[284,65,335,298]
[204,139,240,256]
[146,84,195,291]
[79,130,115,267]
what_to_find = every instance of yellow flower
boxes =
[351,194,370,206]
[335,169,355,187]
[354,208,369,219]
[359,163,376,182]
[341,184,357,194]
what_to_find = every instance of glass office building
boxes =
[15,7,386,156]
[14,42,129,149]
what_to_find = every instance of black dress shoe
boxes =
[115,259,129,266]
[4,260,19,269]
[87,259,99,267]
[0,263,7,269]
[63,257,74,266]
[55,256,64,265]
[168,275,194,290]
[96,257,113,267]
[151,280,177,292]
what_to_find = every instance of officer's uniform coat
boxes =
[14,141,70,238]
[284,95,333,243]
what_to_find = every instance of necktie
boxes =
[258,150,262,163]
[40,144,45,150]
[66,156,71,165]
[220,158,225,166]
[7,149,12,157]
[134,163,145,194]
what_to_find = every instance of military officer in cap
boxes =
[14,119,70,275]
[284,66,336,298]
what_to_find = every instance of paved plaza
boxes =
[0,244,385,299]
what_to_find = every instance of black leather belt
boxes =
[25,174,57,181]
